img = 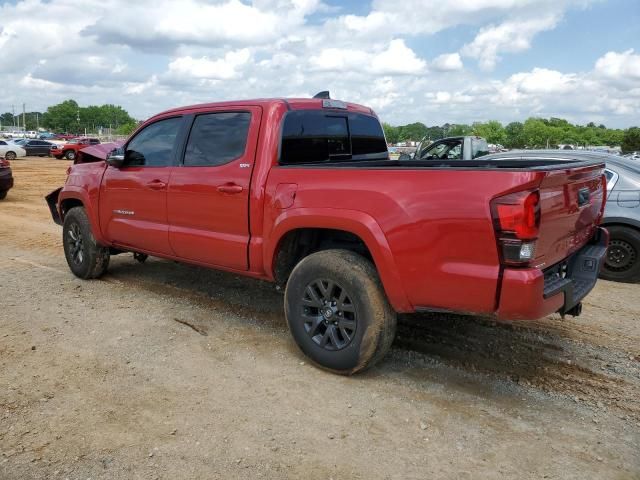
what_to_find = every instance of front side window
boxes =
[280,111,388,165]
[184,112,251,167]
[126,117,182,167]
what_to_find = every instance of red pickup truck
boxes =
[51,138,100,160]
[46,95,608,374]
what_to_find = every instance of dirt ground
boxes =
[1,158,639,480]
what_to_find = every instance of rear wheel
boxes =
[64,150,76,160]
[0,190,7,200]
[285,249,397,374]
[63,207,110,279]
[601,226,640,283]
[5,151,16,160]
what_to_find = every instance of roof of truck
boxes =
[156,98,374,118]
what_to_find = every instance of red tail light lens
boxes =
[0,159,9,167]
[492,190,540,240]
[491,190,541,266]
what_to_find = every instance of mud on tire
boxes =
[284,249,397,375]
[62,206,110,279]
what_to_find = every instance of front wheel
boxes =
[5,151,16,160]
[0,190,7,200]
[63,207,110,279]
[285,249,397,375]
[64,150,76,160]
[600,226,640,283]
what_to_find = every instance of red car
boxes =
[45,95,608,374]
[51,138,100,160]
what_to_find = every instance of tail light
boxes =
[597,173,606,224]
[0,159,9,167]
[491,190,540,266]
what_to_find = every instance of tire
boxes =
[5,151,16,160]
[284,249,397,375]
[0,190,7,200]
[64,150,76,160]
[600,226,640,283]
[62,206,110,279]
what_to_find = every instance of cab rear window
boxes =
[280,111,388,165]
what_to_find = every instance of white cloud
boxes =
[462,15,559,70]
[167,50,251,81]
[431,53,464,72]
[594,49,640,84]
[309,39,426,76]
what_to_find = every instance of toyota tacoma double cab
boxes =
[51,138,100,160]
[46,94,609,374]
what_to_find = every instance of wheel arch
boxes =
[265,208,412,312]
[58,188,108,245]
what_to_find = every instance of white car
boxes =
[0,140,27,160]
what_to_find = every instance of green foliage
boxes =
[116,122,138,136]
[447,124,473,136]
[383,117,627,148]
[473,120,506,145]
[41,100,136,133]
[622,127,640,153]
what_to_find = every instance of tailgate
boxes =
[535,164,605,268]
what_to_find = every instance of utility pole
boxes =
[36,113,39,131]
[23,103,26,132]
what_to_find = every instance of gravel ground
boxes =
[1,158,639,479]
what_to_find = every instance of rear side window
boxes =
[184,112,251,167]
[126,117,182,167]
[471,138,489,159]
[280,111,388,165]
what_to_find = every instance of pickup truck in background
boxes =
[46,94,609,374]
[400,135,490,161]
[51,137,101,160]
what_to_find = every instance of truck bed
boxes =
[280,154,604,171]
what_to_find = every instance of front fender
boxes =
[265,207,412,312]
[58,186,109,245]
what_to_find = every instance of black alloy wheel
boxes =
[301,279,357,351]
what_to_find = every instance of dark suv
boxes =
[0,158,14,200]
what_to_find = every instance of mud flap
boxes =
[45,188,63,225]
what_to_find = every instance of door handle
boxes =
[217,184,243,194]
[147,180,167,190]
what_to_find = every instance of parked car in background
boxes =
[17,139,55,157]
[51,138,100,160]
[602,156,640,282]
[0,158,13,200]
[0,140,27,160]
[52,133,77,141]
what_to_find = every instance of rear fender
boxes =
[265,207,412,312]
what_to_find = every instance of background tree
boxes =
[42,99,136,133]
[473,120,506,145]
[622,127,640,153]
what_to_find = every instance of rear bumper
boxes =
[0,170,13,191]
[496,227,609,320]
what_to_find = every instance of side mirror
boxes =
[398,153,412,161]
[106,147,125,168]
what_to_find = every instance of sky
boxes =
[0,0,639,127]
